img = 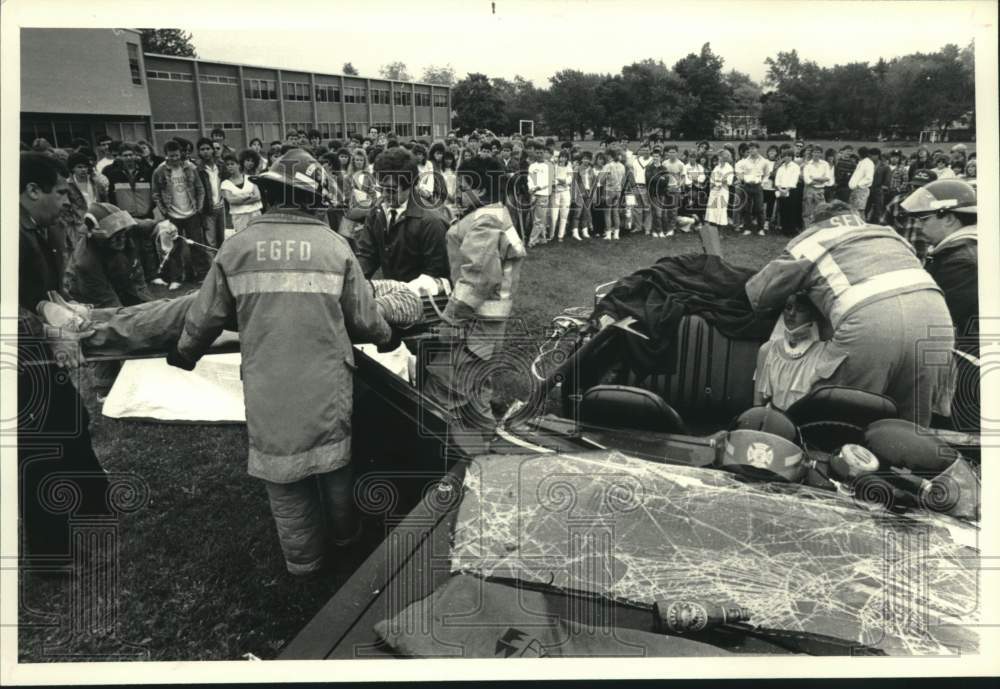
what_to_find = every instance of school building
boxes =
[20,28,453,151]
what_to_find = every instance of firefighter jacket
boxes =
[746,213,941,329]
[924,226,978,351]
[174,209,392,483]
[443,203,526,359]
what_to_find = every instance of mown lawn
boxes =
[19,227,786,662]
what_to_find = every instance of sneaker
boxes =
[168,282,182,291]
[151,278,167,287]
[604,234,612,241]
[758,229,767,236]
[742,230,751,236]
[665,230,675,237]
[581,228,591,238]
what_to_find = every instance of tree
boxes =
[421,64,456,86]
[452,73,506,133]
[342,62,359,76]
[542,70,605,139]
[379,61,411,81]
[139,29,196,57]
[762,50,826,136]
[673,43,730,138]
[492,76,543,135]
[723,69,762,116]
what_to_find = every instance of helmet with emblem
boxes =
[83,202,137,240]
[901,178,976,217]
[252,147,334,208]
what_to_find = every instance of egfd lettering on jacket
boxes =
[256,240,312,262]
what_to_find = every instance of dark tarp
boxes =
[593,253,778,374]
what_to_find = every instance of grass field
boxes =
[19,228,787,662]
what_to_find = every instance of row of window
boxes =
[201,74,239,85]
[154,120,437,141]
[127,43,142,85]
[153,122,200,130]
[241,79,443,105]
[147,70,194,82]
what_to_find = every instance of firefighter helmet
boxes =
[901,178,976,216]
[252,148,334,207]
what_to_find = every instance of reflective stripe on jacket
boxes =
[176,210,391,483]
[445,204,525,321]
[746,213,941,329]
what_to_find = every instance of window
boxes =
[200,74,239,85]
[433,123,447,137]
[393,88,412,106]
[244,79,278,100]
[433,93,448,107]
[315,84,341,102]
[127,43,142,85]
[373,122,393,134]
[394,122,413,137]
[415,92,431,107]
[370,88,390,105]
[317,123,345,139]
[416,124,432,137]
[287,122,312,135]
[342,86,367,104]
[247,122,282,143]
[284,81,311,101]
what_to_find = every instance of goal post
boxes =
[519,120,535,138]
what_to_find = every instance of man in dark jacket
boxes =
[104,143,158,281]
[17,153,110,563]
[356,147,451,286]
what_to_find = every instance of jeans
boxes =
[603,194,621,231]
[802,187,827,227]
[203,204,226,248]
[743,183,765,231]
[529,195,549,246]
[849,187,870,215]
[161,214,211,283]
[634,185,651,233]
[569,194,593,230]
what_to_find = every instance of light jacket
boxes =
[444,203,526,359]
[151,160,206,220]
[746,213,941,330]
[175,209,392,483]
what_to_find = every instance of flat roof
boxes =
[143,52,451,90]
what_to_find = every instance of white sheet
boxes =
[101,343,414,423]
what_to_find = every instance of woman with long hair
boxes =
[136,140,162,172]
[338,147,378,243]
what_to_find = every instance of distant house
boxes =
[714,114,767,140]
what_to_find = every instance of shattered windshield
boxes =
[451,451,978,655]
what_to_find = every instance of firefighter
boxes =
[901,178,979,432]
[64,202,157,397]
[746,200,954,428]
[422,155,526,443]
[166,149,396,576]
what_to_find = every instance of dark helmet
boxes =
[729,406,798,443]
[83,201,137,240]
[901,178,976,216]
[252,148,334,207]
[908,168,937,189]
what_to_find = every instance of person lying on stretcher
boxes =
[753,292,845,411]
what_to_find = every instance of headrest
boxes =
[580,385,687,434]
